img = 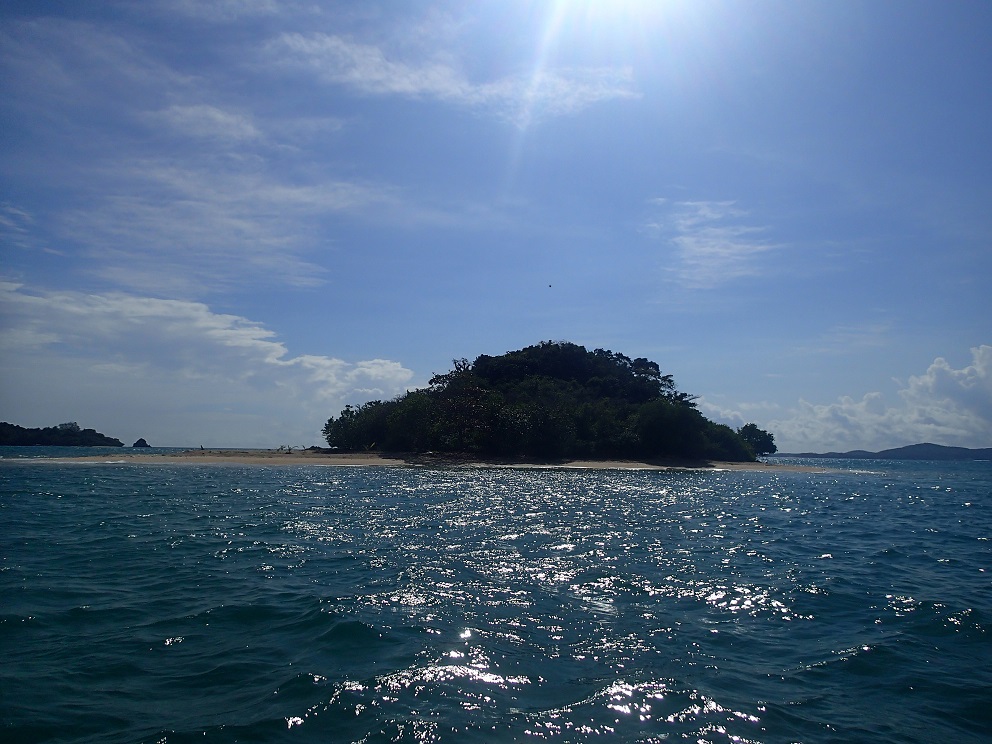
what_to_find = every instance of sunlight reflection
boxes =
[379,664,531,692]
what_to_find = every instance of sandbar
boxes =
[29,449,832,472]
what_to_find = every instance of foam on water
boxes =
[1,457,989,742]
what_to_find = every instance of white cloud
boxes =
[760,346,992,451]
[697,397,779,432]
[270,33,638,126]
[645,200,780,289]
[900,346,992,431]
[0,283,414,447]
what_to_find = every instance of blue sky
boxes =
[1,0,990,451]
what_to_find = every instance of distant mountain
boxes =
[0,421,124,447]
[781,443,991,460]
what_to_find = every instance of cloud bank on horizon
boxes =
[1,1,989,450]
[699,345,992,453]
[0,282,414,447]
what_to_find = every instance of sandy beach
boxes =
[47,449,832,472]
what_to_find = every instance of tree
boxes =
[321,342,761,462]
[738,423,777,456]
[0,421,122,446]
[323,402,391,450]
[704,423,754,461]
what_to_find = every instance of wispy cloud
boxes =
[0,17,191,111]
[0,204,36,250]
[164,0,282,21]
[269,33,638,126]
[0,282,414,446]
[57,160,392,293]
[150,104,262,142]
[795,321,895,355]
[646,200,781,289]
[1,15,512,294]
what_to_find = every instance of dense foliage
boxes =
[738,423,778,456]
[323,341,774,462]
[0,421,124,447]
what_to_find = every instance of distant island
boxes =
[0,421,124,447]
[780,443,991,460]
[323,341,776,463]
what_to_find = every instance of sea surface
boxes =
[1,449,989,743]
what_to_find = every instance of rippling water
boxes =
[1,455,989,743]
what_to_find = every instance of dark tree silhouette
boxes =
[738,423,777,456]
[0,421,123,446]
[323,341,770,462]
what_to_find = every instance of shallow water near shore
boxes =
[1,455,989,742]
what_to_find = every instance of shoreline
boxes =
[12,448,834,473]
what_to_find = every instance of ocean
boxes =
[1,449,989,743]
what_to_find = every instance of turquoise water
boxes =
[1,452,989,742]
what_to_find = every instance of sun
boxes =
[559,0,680,26]
[539,0,686,60]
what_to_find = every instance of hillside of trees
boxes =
[322,341,776,462]
[0,421,124,447]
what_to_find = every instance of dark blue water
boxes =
[1,454,989,743]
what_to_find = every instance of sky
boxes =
[1,0,990,451]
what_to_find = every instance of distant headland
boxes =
[780,443,991,460]
[0,421,124,447]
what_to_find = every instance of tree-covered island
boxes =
[323,341,776,462]
[0,421,124,447]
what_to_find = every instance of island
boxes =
[322,341,776,463]
[781,443,992,460]
[0,421,124,447]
